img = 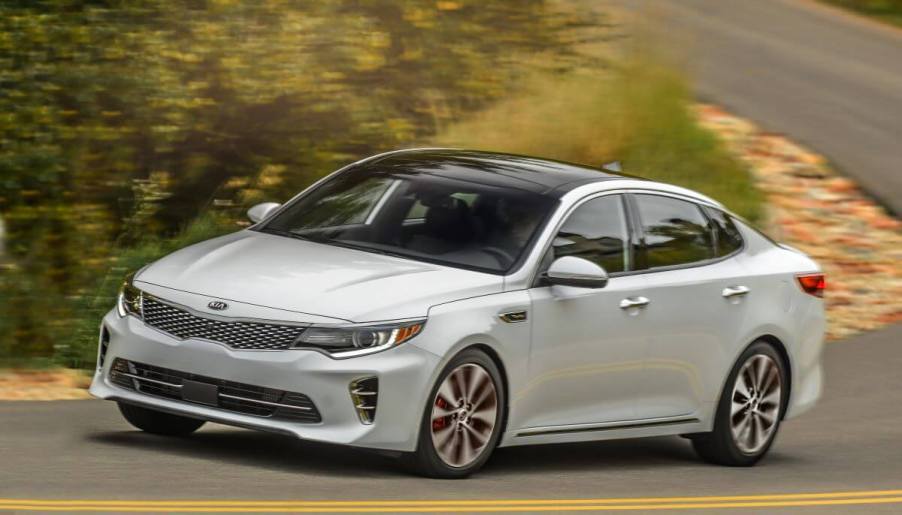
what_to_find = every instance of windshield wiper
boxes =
[324,239,394,257]
[259,227,317,242]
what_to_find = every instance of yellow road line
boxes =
[2,489,902,506]
[2,497,902,512]
[1,490,902,512]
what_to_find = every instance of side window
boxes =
[552,195,628,273]
[704,207,744,257]
[634,194,713,269]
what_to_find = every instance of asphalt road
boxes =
[4,2,902,512]
[1,324,901,513]
[615,0,902,215]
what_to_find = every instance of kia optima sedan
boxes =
[91,149,825,478]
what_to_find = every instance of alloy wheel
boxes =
[730,354,782,455]
[430,363,498,468]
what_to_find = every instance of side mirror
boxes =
[544,256,609,289]
[247,202,281,224]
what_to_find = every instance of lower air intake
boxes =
[109,358,321,423]
[350,376,378,424]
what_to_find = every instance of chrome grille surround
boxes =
[141,296,306,351]
[110,358,321,423]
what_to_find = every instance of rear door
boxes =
[627,193,750,421]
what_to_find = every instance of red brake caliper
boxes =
[432,397,448,431]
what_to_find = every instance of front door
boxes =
[519,194,651,430]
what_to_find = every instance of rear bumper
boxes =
[90,309,440,451]
[785,298,826,420]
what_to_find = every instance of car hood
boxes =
[135,230,503,322]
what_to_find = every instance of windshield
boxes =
[259,167,557,274]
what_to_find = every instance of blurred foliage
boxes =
[0,1,761,369]
[0,0,602,366]
[823,0,902,26]
[436,56,763,223]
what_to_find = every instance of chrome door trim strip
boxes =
[515,416,700,437]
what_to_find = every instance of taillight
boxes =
[796,273,825,298]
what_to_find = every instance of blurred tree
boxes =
[0,0,601,364]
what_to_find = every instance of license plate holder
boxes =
[181,380,219,406]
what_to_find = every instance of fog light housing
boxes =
[97,325,110,370]
[349,377,378,425]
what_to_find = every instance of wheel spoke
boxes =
[470,405,497,426]
[760,389,781,408]
[433,424,456,452]
[758,408,776,428]
[472,381,496,411]
[752,414,765,450]
[760,366,778,396]
[734,371,752,401]
[458,427,475,465]
[450,369,466,403]
[436,380,457,407]
[466,367,487,403]
[731,399,749,417]
[754,356,769,391]
[733,412,751,440]
[432,404,455,420]
[465,423,489,447]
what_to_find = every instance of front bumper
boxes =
[90,309,440,452]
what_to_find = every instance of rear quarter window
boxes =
[704,207,744,257]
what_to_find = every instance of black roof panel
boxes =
[360,149,628,197]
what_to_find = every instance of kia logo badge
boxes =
[207,301,229,311]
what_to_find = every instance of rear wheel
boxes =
[693,341,787,466]
[118,402,205,436]
[408,349,504,478]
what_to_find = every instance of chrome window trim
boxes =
[524,187,746,287]
[626,191,746,276]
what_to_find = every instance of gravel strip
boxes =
[697,104,902,340]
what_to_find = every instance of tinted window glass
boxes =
[262,167,556,274]
[704,207,744,257]
[634,194,713,268]
[552,195,628,273]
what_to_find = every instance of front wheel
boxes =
[118,402,206,436]
[407,349,505,478]
[693,341,787,466]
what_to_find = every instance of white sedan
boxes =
[91,149,825,478]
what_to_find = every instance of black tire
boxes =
[118,402,206,436]
[692,341,788,466]
[406,348,505,479]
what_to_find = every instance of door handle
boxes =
[722,285,750,298]
[619,296,650,309]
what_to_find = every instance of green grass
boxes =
[822,0,902,27]
[435,59,763,223]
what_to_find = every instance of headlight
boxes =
[116,273,143,318]
[293,320,424,357]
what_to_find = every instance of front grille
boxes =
[110,358,321,423]
[141,296,305,350]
